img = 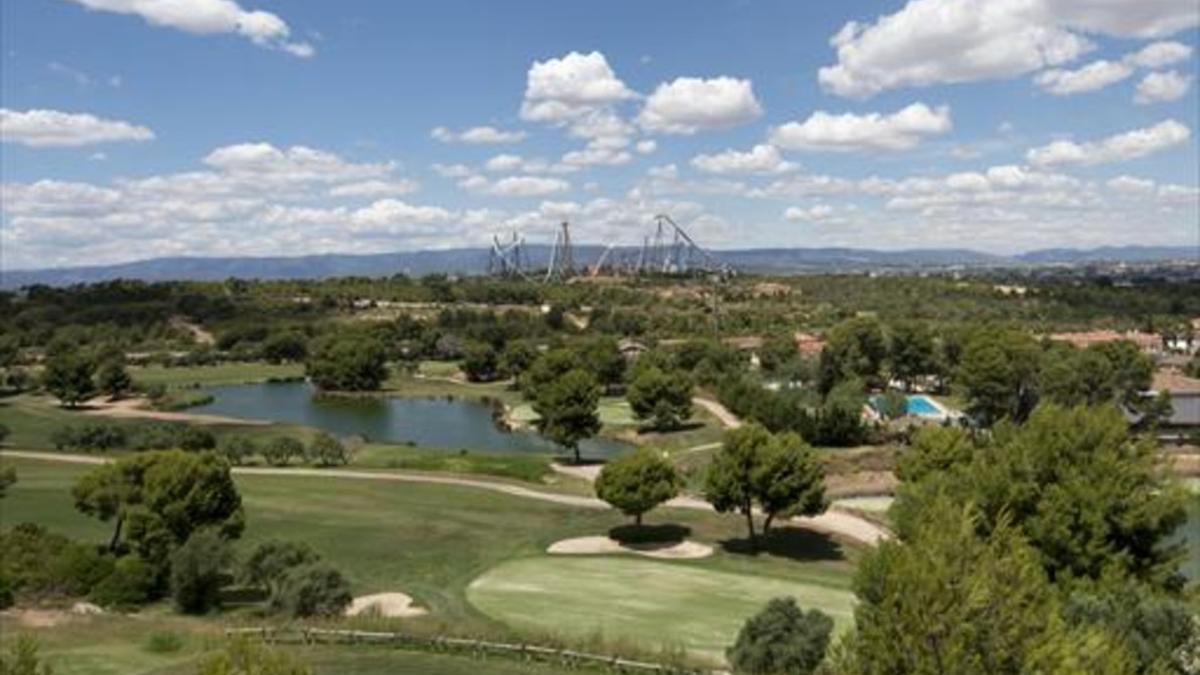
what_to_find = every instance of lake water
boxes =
[193,381,630,458]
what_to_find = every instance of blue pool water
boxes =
[870,393,943,417]
[905,395,942,416]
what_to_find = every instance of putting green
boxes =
[467,556,855,660]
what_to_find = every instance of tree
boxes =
[42,351,96,407]
[888,320,937,390]
[272,563,352,618]
[497,341,537,382]
[595,450,681,526]
[956,328,1040,425]
[579,337,625,394]
[705,424,826,541]
[727,597,832,675]
[217,435,257,466]
[242,541,320,598]
[626,366,693,431]
[194,638,312,675]
[1039,344,1115,407]
[875,389,908,420]
[72,451,244,571]
[532,368,601,463]
[818,317,886,393]
[306,432,348,467]
[261,332,308,364]
[170,529,234,614]
[460,342,499,382]
[850,497,1134,674]
[305,334,388,391]
[893,405,1188,590]
[96,359,132,400]
[0,466,15,498]
[519,348,576,397]
[262,437,304,467]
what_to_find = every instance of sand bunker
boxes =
[345,592,427,618]
[548,536,713,560]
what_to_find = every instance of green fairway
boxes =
[467,556,856,661]
[128,362,305,389]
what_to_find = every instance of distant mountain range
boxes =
[2,244,1196,288]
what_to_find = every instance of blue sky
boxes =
[1,0,1197,269]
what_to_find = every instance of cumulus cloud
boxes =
[691,144,795,174]
[769,103,951,152]
[1134,71,1193,104]
[637,77,763,134]
[1035,60,1133,95]
[430,125,527,144]
[635,140,657,154]
[818,0,1198,98]
[329,179,419,198]
[202,142,394,185]
[65,0,314,57]
[1126,41,1194,69]
[520,51,635,123]
[784,204,836,222]
[1026,119,1191,166]
[1,108,154,147]
[459,175,571,197]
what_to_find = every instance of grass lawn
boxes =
[0,455,858,668]
[468,556,856,662]
[128,363,304,389]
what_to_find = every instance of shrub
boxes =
[727,597,832,675]
[143,631,184,654]
[50,422,127,452]
[170,529,233,614]
[1,524,114,599]
[272,563,352,618]
[263,437,304,466]
[217,435,257,466]
[307,432,348,467]
[89,556,155,609]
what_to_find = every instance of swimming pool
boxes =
[870,393,945,418]
[905,395,943,417]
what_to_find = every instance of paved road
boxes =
[692,397,742,429]
[2,450,890,546]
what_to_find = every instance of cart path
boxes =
[692,397,742,429]
[1,450,889,546]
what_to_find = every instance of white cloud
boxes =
[465,175,571,197]
[202,142,394,185]
[430,125,527,144]
[1035,60,1133,95]
[520,51,635,123]
[1026,119,1191,166]
[769,103,951,152]
[1106,175,1156,194]
[329,179,419,198]
[784,204,836,222]
[431,163,473,178]
[65,0,313,57]
[1134,70,1193,104]
[818,0,1197,98]
[637,77,762,134]
[1126,41,1194,69]
[691,144,796,174]
[635,140,657,154]
[561,146,633,167]
[484,154,524,172]
[1,108,155,147]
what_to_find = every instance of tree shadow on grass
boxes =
[608,523,692,545]
[552,455,607,467]
[719,526,846,563]
[634,421,705,435]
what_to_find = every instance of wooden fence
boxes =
[225,627,710,674]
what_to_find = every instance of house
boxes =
[617,339,648,361]
[1152,370,1200,428]
[1048,330,1162,355]
[793,331,825,357]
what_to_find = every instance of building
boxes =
[1152,370,1200,428]
[1048,330,1162,355]
[793,331,825,357]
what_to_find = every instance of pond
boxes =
[192,381,631,458]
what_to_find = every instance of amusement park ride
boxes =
[487,214,730,282]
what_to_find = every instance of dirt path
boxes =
[2,451,889,546]
[171,316,215,346]
[693,397,742,429]
[79,397,270,426]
